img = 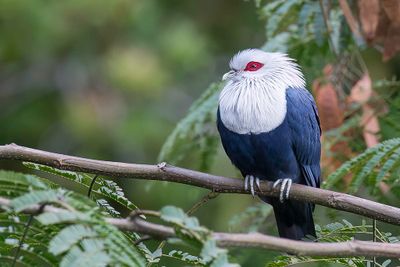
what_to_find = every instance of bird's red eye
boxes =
[244,61,264,71]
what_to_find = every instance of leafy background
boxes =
[2,0,400,266]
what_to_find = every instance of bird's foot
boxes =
[244,175,261,198]
[273,178,292,203]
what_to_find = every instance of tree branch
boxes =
[1,196,400,258]
[1,143,400,226]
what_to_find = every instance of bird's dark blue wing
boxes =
[286,87,321,188]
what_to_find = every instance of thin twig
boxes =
[1,144,400,225]
[12,215,34,267]
[373,219,377,267]
[87,174,99,198]
[134,235,152,245]
[186,191,219,216]
[11,203,47,267]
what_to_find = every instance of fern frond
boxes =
[59,242,110,267]
[0,170,54,198]
[0,170,147,266]
[349,139,400,193]
[10,189,66,212]
[97,179,138,211]
[166,249,205,265]
[264,0,300,39]
[96,198,120,216]
[269,220,398,267]
[323,138,400,194]
[49,224,97,255]
[23,162,139,213]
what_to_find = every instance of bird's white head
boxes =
[219,49,306,134]
[222,48,305,86]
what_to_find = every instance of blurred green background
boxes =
[2,1,400,266]
[0,0,272,265]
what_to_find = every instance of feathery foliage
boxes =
[0,168,240,266]
[24,162,139,214]
[158,205,239,266]
[324,138,400,194]
[268,220,398,267]
[0,170,146,267]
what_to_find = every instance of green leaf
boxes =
[23,162,87,184]
[59,242,110,267]
[200,239,225,263]
[160,205,187,224]
[0,170,53,199]
[375,146,400,185]
[97,179,139,211]
[149,248,162,263]
[99,224,146,266]
[210,253,239,267]
[324,138,400,195]
[37,211,91,225]
[23,162,139,212]
[10,189,64,212]
[297,2,318,39]
[0,169,146,266]
[313,8,325,46]
[0,214,60,266]
[0,170,50,189]
[49,224,97,255]
[96,198,120,216]
[265,0,300,39]
[160,206,206,232]
[167,250,204,265]
[200,239,239,267]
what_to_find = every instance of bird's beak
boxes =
[222,70,235,81]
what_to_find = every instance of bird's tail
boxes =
[270,199,316,240]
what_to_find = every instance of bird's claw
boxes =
[244,175,262,197]
[273,178,292,203]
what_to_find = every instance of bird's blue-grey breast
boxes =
[217,49,321,240]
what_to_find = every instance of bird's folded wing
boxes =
[286,87,321,188]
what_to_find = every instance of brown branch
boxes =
[1,196,400,258]
[1,143,400,226]
[116,217,400,258]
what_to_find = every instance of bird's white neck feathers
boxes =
[219,49,305,134]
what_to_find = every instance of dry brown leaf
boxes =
[358,0,380,42]
[313,67,352,175]
[383,24,400,61]
[348,73,380,147]
[374,6,391,43]
[381,0,400,25]
[380,0,400,60]
[314,82,344,131]
[341,0,400,60]
[348,74,373,104]
[361,105,380,147]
